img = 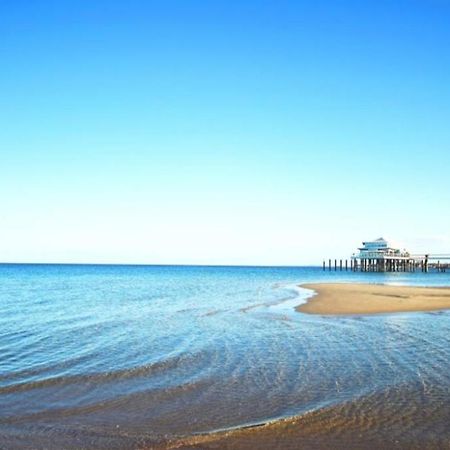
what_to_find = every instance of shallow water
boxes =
[1,264,450,449]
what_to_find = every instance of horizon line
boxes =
[0,261,322,269]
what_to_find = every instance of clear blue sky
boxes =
[1,0,449,265]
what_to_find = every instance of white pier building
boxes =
[323,238,449,272]
[352,237,414,272]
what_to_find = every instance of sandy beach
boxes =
[297,283,450,315]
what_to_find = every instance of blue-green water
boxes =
[1,264,450,449]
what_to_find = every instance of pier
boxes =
[323,238,450,273]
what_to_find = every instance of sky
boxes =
[1,0,449,265]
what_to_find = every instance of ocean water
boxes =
[1,264,450,449]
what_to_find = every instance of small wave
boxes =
[239,284,310,314]
[0,350,208,396]
[201,309,225,317]
[1,377,213,426]
[239,302,268,313]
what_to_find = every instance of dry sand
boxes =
[297,283,450,315]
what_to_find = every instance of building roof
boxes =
[362,237,388,244]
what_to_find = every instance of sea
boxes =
[1,264,450,449]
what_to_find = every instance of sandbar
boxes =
[297,283,450,315]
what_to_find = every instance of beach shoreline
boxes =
[297,283,450,315]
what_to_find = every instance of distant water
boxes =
[1,264,450,449]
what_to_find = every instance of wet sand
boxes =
[166,382,450,449]
[297,283,450,315]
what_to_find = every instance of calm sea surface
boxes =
[1,264,450,449]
